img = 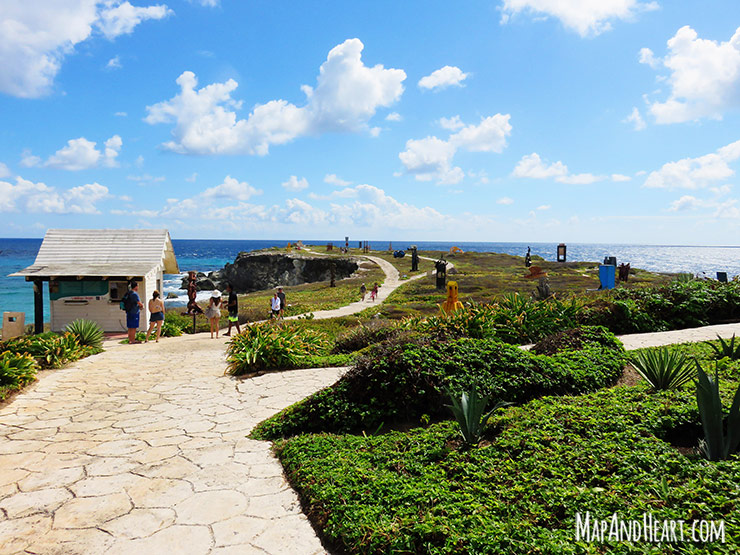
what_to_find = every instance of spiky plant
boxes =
[0,351,38,387]
[446,384,510,445]
[65,319,104,349]
[630,347,695,391]
[695,361,740,461]
[706,334,740,361]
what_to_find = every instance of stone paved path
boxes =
[618,321,740,350]
[0,333,346,554]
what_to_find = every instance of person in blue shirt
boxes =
[127,281,144,344]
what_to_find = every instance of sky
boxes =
[1,1,740,244]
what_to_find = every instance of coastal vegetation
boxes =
[254,329,740,554]
[0,324,103,402]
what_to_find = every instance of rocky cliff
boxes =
[181,252,360,293]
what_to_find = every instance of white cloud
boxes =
[669,195,702,211]
[450,115,512,153]
[0,163,10,178]
[644,26,740,123]
[497,197,514,205]
[512,152,607,184]
[557,173,604,185]
[106,55,122,70]
[282,175,309,191]
[185,172,198,182]
[399,115,512,184]
[418,66,469,90]
[512,153,567,179]
[537,204,551,211]
[114,111,127,117]
[145,39,406,155]
[201,175,261,202]
[127,174,165,184]
[324,174,352,187]
[500,0,658,37]
[611,174,632,182]
[369,126,382,137]
[385,112,402,122]
[439,116,465,131]
[638,47,660,69]
[625,107,646,131]
[25,135,122,170]
[190,0,219,6]
[0,1,172,98]
[399,136,463,184]
[96,2,172,40]
[0,176,108,213]
[644,140,740,189]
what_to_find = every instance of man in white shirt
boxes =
[270,292,282,319]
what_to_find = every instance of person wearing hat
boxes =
[205,290,223,338]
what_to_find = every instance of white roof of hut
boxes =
[10,229,179,279]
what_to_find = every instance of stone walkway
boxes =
[0,333,346,554]
[618,321,740,350]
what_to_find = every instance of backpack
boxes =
[120,291,131,311]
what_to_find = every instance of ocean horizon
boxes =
[2,237,739,325]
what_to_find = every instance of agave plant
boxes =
[695,361,740,461]
[0,351,38,387]
[629,347,694,391]
[446,384,510,445]
[65,319,104,349]
[706,334,740,361]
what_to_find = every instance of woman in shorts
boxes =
[145,290,165,343]
[205,290,223,338]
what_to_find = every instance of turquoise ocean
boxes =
[2,238,739,324]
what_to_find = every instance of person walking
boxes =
[205,290,222,338]
[145,290,165,343]
[370,282,379,302]
[277,287,286,318]
[224,283,241,336]
[270,292,282,320]
[360,283,367,301]
[125,281,144,344]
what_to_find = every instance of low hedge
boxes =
[251,326,627,439]
[275,383,739,554]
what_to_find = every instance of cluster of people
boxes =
[123,272,293,343]
[360,282,380,302]
[123,281,166,344]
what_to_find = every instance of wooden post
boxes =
[33,279,43,334]
[192,313,197,334]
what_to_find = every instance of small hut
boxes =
[11,229,179,333]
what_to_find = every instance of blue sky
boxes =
[1,1,740,244]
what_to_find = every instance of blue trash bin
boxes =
[599,265,616,289]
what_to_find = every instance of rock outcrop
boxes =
[181,252,359,293]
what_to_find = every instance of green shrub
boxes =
[274,386,739,555]
[226,322,330,375]
[251,326,626,439]
[629,347,695,391]
[1,332,84,369]
[160,320,183,337]
[695,361,740,461]
[0,351,38,388]
[707,334,740,360]
[332,320,398,353]
[65,319,104,349]
[164,311,195,333]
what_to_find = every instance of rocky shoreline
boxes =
[181,251,360,293]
